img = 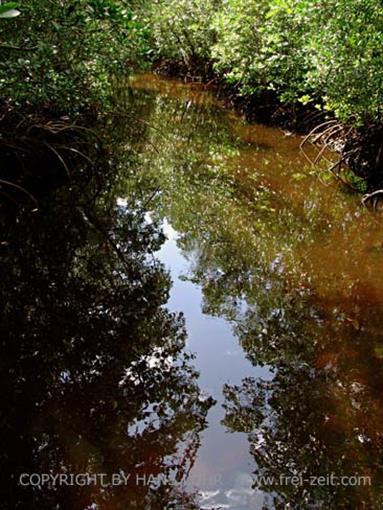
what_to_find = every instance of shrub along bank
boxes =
[146,0,383,190]
[0,0,149,115]
[0,1,149,209]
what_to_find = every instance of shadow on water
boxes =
[0,128,214,509]
[2,73,383,510]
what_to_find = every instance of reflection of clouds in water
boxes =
[162,218,178,241]
[198,472,266,509]
[144,212,178,242]
[119,347,174,386]
[116,197,128,207]
[224,350,242,357]
[144,210,153,223]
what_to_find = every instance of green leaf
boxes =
[0,1,17,11]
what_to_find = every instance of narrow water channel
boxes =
[1,74,383,510]
[155,218,270,506]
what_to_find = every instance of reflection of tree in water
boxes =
[116,80,383,509]
[0,159,213,509]
[221,287,383,509]
[190,218,383,508]
[184,214,383,508]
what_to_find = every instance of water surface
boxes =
[1,73,383,510]
[122,74,383,509]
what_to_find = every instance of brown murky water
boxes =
[125,74,383,509]
[1,73,383,509]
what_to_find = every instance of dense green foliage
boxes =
[148,0,219,74]
[148,0,383,126]
[1,0,381,125]
[0,1,149,114]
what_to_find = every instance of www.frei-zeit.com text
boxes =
[254,473,371,487]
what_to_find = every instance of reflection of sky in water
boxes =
[154,216,272,509]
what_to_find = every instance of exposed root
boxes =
[43,141,71,180]
[0,179,37,206]
[300,119,360,191]
[0,117,101,212]
[26,120,100,139]
[362,189,383,211]
[299,120,338,154]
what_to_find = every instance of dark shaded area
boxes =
[0,138,213,509]
[0,116,102,217]
[345,124,383,190]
